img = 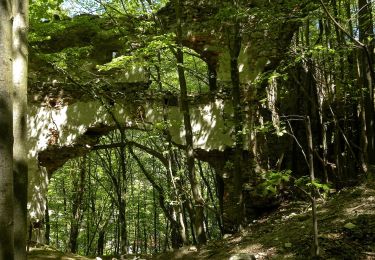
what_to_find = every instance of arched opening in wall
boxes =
[45,129,222,257]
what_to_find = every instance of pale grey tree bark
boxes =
[0,0,15,258]
[12,0,29,257]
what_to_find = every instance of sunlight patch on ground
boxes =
[344,198,375,215]
[236,242,278,259]
[28,246,94,260]
[236,243,263,253]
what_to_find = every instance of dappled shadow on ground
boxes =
[28,247,94,260]
[27,181,375,259]
[153,181,375,259]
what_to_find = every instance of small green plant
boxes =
[295,176,330,195]
[256,169,291,196]
[224,161,234,171]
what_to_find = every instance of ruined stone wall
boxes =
[26,97,236,227]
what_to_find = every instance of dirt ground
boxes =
[29,181,375,259]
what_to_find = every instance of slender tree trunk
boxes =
[143,219,147,254]
[207,61,218,93]
[12,0,28,257]
[163,219,169,252]
[136,190,141,253]
[153,188,158,253]
[164,116,188,247]
[97,230,105,256]
[358,0,375,169]
[158,54,188,247]
[174,0,206,245]
[228,17,245,232]
[118,198,127,253]
[118,130,128,254]
[69,157,86,253]
[100,134,128,255]
[115,213,119,255]
[55,214,59,248]
[306,116,320,258]
[85,161,93,255]
[129,147,186,248]
[0,1,14,258]
[197,161,223,234]
[44,200,50,245]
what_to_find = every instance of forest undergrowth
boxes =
[28,180,375,259]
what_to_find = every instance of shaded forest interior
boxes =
[1,0,375,259]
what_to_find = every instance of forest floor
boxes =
[153,180,375,260]
[28,180,375,259]
[28,245,93,260]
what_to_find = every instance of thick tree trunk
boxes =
[0,1,15,259]
[12,0,28,257]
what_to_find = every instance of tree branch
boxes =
[93,141,168,167]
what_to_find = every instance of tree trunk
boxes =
[306,116,320,258]
[0,1,14,258]
[228,18,245,232]
[118,130,128,255]
[97,230,105,256]
[358,0,375,169]
[207,61,218,93]
[195,148,254,233]
[129,147,186,248]
[135,190,141,253]
[44,200,50,245]
[153,188,158,253]
[174,0,206,245]
[55,214,59,248]
[163,113,188,247]
[12,0,28,257]
[69,157,86,253]
[159,54,188,247]
[197,160,223,234]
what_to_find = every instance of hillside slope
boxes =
[155,181,375,259]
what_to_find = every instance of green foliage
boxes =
[215,4,250,23]
[254,121,274,134]
[97,33,175,72]
[253,121,287,137]
[295,176,330,194]
[30,0,64,23]
[267,71,288,83]
[30,0,375,256]
[29,21,67,43]
[224,161,234,171]
[39,46,93,69]
[47,127,222,255]
[256,170,291,196]
[97,55,143,71]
